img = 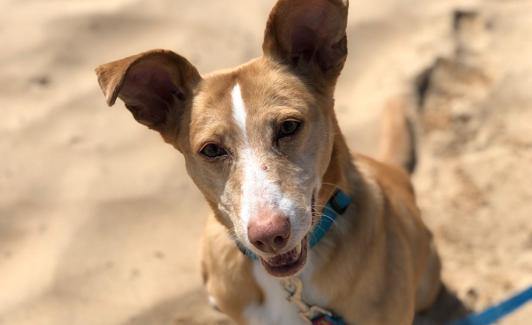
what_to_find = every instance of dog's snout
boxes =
[248,214,290,254]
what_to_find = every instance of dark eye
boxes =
[200,143,228,159]
[278,120,302,139]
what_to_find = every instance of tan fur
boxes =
[94,0,441,324]
[378,95,418,174]
[201,215,263,324]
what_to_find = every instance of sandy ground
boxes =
[1,0,531,324]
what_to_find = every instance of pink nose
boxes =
[248,214,290,254]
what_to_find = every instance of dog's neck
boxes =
[317,118,359,210]
[310,117,380,267]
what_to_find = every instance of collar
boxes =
[237,189,352,260]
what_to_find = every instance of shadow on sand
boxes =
[415,285,471,325]
[122,287,230,325]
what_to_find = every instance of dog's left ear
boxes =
[95,49,201,141]
[263,0,348,87]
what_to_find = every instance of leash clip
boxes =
[282,277,333,324]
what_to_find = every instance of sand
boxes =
[1,0,530,324]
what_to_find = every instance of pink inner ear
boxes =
[119,60,183,128]
[125,62,181,104]
[291,25,318,62]
[276,0,347,70]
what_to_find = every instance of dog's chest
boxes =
[243,257,327,325]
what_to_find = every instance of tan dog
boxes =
[95,0,441,324]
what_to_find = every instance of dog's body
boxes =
[95,0,441,324]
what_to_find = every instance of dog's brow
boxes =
[231,83,247,140]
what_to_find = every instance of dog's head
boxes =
[95,0,348,277]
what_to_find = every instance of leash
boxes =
[449,285,532,325]
[282,277,346,325]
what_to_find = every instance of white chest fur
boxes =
[243,254,327,325]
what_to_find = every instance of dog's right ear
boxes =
[262,0,349,89]
[95,49,201,137]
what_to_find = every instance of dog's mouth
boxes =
[259,193,316,277]
[260,236,308,277]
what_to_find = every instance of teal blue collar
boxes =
[238,189,352,260]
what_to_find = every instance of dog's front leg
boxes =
[201,215,262,324]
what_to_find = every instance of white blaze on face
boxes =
[231,84,297,243]
[231,84,247,137]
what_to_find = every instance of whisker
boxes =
[311,212,338,227]
[319,214,337,224]
[319,182,350,194]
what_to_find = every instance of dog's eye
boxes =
[277,120,302,139]
[200,143,228,159]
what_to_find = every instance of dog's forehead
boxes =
[192,59,311,124]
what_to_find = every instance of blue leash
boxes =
[450,285,532,325]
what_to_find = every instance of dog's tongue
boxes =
[265,246,300,267]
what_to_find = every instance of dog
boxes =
[95,0,442,324]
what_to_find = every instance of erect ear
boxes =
[95,49,201,136]
[262,0,348,87]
